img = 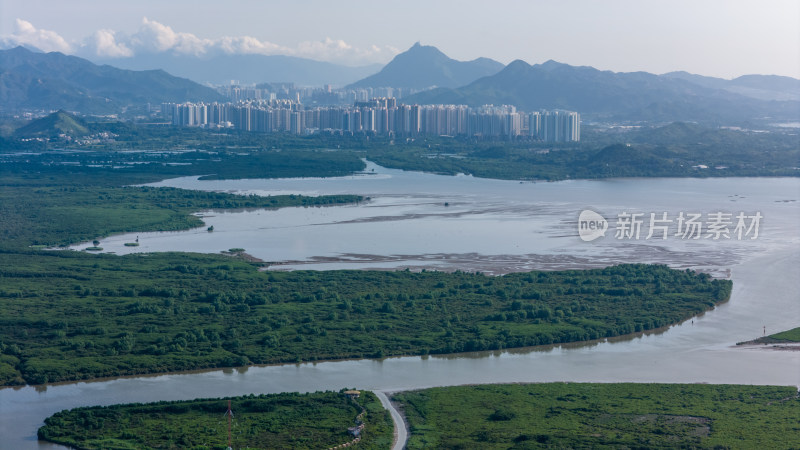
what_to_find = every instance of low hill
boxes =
[14,110,90,138]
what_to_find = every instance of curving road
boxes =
[375,391,408,450]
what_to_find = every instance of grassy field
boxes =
[769,327,800,342]
[394,383,800,449]
[38,390,393,450]
[0,256,730,386]
[739,326,800,345]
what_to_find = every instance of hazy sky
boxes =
[1,0,798,79]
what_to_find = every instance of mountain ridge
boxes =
[346,42,505,90]
[92,52,382,87]
[0,46,224,114]
[405,58,800,123]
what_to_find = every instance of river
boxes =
[4,163,800,448]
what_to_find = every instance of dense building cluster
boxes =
[225,83,406,104]
[164,98,580,141]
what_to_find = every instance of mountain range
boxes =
[346,42,504,90]
[92,53,382,87]
[2,43,798,124]
[663,71,800,102]
[0,46,222,113]
[405,59,800,123]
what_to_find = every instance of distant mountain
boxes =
[0,46,223,114]
[406,59,800,123]
[92,53,382,87]
[347,43,504,90]
[664,71,800,101]
[14,110,89,137]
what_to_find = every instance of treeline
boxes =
[364,122,800,180]
[5,120,797,183]
[394,383,800,449]
[1,147,366,185]
[0,183,361,249]
[0,252,730,386]
[366,142,800,181]
[3,119,372,152]
[38,390,393,450]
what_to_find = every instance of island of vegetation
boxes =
[0,254,730,386]
[737,326,800,348]
[38,390,393,450]
[393,383,800,449]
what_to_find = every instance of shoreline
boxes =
[736,337,800,351]
[0,307,722,392]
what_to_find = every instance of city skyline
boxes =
[166,98,581,142]
[0,0,798,79]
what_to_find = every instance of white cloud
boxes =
[0,19,72,53]
[85,29,133,58]
[294,38,399,65]
[1,18,398,65]
[129,17,211,56]
[217,35,286,55]
[123,19,399,64]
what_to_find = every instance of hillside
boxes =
[0,46,223,113]
[665,71,800,101]
[94,52,382,86]
[407,59,800,123]
[14,110,89,137]
[347,42,504,90]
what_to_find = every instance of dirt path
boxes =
[376,391,408,450]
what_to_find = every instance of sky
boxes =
[0,0,798,79]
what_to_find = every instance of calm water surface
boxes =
[5,163,799,448]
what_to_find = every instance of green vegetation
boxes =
[739,326,800,345]
[366,123,800,180]
[0,47,222,114]
[0,182,361,249]
[2,147,365,184]
[769,327,800,342]
[5,119,797,182]
[394,383,800,449]
[0,154,731,388]
[14,111,90,138]
[1,137,365,249]
[0,123,746,390]
[38,390,393,450]
[0,254,729,385]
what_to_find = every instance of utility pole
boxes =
[225,399,234,450]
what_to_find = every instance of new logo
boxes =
[578,210,608,242]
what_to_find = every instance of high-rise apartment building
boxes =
[164,99,579,141]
